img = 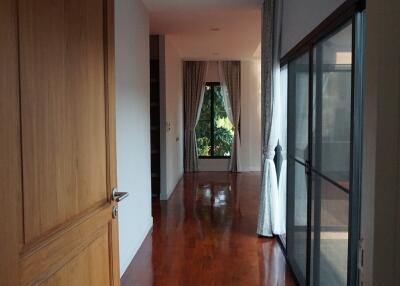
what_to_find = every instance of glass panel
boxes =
[312,176,349,286]
[196,86,212,156]
[287,52,309,286]
[293,54,310,163]
[286,18,359,286]
[311,21,352,286]
[213,85,234,156]
[293,162,308,282]
[312,23,352,188]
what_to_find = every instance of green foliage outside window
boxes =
[195,84,234,157]
[197,136,211,156]
[214,117,234,156]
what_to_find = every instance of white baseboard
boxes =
[240,166,261,172]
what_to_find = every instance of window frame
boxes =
[197,82,232,159]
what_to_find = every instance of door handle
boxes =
[112,188,129,202]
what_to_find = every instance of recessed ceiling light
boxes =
[210,28,220,32]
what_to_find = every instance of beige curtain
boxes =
[220,61,241,172]
[183,61,207,172]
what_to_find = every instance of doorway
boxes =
[285,7,364,286]
[150,35,161,200]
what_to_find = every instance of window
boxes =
[196,82,234,158]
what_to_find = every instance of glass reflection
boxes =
[312,21,352,286]
[287,51,310,286]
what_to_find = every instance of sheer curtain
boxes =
[257,0,284,237]
[218,62,234,129]
[218,61,241,172]
[183,61,208,172]
[277,65,288,235]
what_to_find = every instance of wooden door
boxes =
[0,0,120,285]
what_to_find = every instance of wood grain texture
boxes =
[122,172,297,286]
[40,230,110,286]
[18,0,108,243]
[105,0,117,194]
[104,1,121,284]
[0,0,122,285]
[0,0,22,285]
[20,204,113,285]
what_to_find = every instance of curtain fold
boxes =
[218,62,234,129]
[257,0,284,237]
[183,61,208,173]
[219,61,241,172]
[276,65,288,234]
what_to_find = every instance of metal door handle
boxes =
[112,188,129,202]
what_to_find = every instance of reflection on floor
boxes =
[121,172,297,286]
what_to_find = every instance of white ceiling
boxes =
[142,0,262,60]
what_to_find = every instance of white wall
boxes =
[160,36,184,200]
[281,0,345,55]
[362,0,400,285]
[240,60,262,171]
[198,158,230,172]
[198,61,262,172]
[115,0,152,276]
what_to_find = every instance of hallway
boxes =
[121,172,296,286]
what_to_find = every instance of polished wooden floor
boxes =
[121,172,297,286]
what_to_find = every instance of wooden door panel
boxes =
[0,0,22,285]
[40,229,110,286]
[20,205,114,285]
[0,0,119,285]
[19,0,108,243]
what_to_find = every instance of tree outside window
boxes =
[196,83,234,158]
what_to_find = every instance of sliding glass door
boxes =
[285,10,364,286]
[287,52,310,286]
[311,22,352,286]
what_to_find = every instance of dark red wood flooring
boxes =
[121,172,297,286]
